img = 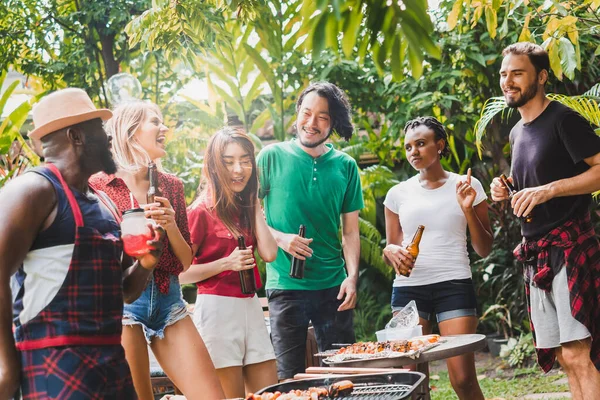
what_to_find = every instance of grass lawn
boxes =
[429,352,570,399]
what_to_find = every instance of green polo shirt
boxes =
[257,139,364,291]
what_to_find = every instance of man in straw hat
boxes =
[0,88,164,399]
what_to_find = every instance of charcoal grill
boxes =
[255,371,425,400]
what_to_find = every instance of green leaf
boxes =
[249,108,271,135]
[342,7,361,58]
[243,44,280,105]
[407,46,423,79]
[557,37,577,80]
[243,75,265,111]
[484,6,498,39]
[390,36,404,82]
[212,84,245,123]
[311,12,329,58]
[0,80,19,117]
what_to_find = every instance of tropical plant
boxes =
[500,333,536,368]
[480,303,513,340]
[301,0,441,80]
[0,71,43,189]
[447,0,600,81]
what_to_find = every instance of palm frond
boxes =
[359,217,382,243]
[583,83,600,98]
[473,96,512,157]
[360,235,394,280]
[547,94,600,128]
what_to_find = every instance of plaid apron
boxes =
[15,163,135,399]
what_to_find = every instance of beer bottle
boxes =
[403,225,425,277]
[289,225,306,279]
[237,236,257,294]
[147,161,158,204]
[499,174,532,223]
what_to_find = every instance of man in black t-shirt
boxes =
[491,42,600,399]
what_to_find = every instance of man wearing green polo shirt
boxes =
[257,81,364,380]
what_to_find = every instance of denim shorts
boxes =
[266,286,354,380]
[391,278,478,323]
[123,274,188,343]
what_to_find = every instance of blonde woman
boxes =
[90,101,223,400]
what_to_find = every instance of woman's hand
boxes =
[456,168,477,212]
[226,246,255,271]
[143,196,176,233]
[383,244,414,277]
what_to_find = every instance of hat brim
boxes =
[28,109,113,140]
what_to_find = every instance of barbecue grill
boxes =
[255,371,425,400]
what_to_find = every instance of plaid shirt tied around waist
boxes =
[514,212,600,373]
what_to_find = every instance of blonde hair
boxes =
[105,101,162,173]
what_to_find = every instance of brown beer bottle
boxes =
[237,236,257,294]
[403,225,425,277]
[500,174,532,223]
[147,161,159,204]
[289,225,306,279]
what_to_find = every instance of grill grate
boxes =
[336,383,414,399]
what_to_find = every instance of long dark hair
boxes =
[295,81,354,140]
[192,127,258,238]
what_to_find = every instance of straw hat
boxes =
[28,88,112,140]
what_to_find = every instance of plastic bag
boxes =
[385,300,419,329]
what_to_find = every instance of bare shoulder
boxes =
[0,172,56,218]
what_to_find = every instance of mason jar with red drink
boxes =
[121,208,154,256]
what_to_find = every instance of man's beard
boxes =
[82,142,118,175]
[297,126,331,148]
[505,81,538,108]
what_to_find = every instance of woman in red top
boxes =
[90,101,223,400]
[181,127,278,398]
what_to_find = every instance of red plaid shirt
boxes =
[514,212,600,372]
[90,171,191,294]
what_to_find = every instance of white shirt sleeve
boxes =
[383,184,401,214]
[470,176,488,206]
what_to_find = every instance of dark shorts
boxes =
[267,285,354,380]
[391,278,478,323]
[20,345,135,399]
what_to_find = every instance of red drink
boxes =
[122,232,153,256]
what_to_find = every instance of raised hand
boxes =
[456,168,477,212]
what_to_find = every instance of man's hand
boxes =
[278,232,313,260]
[511,184,554,218]
[490,176,510,202]
[337,276,357,311]
[383,244,414,276]
[136,224,165,270]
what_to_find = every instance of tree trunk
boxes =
[97,30,119,78]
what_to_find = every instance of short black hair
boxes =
[404,116,450,158]
[502,42,550,76]
[295,82,354,141]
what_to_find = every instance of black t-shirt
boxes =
[510,101,600,239]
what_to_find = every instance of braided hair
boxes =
[403,116,450,158]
